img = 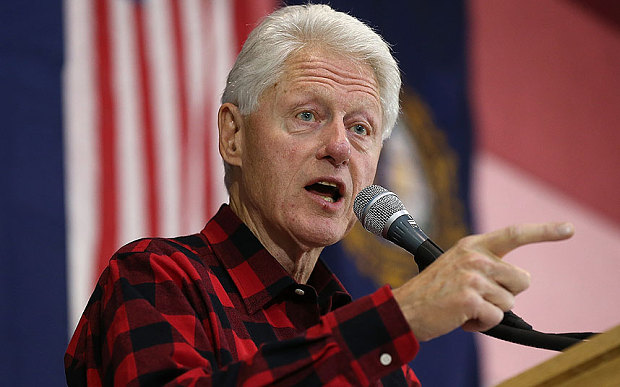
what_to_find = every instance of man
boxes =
[65,4,574,386]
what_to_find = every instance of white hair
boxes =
[221,4,401,139]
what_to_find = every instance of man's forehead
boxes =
[277,48,381,107]
[282,48,378,86]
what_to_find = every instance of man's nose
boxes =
[317,121,351,167]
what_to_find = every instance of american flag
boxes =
[64,0,276,331]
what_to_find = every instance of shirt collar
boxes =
[201,205,351,314]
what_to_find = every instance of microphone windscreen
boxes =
[354,185,407,236]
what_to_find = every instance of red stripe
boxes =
[201,0,214,219]
[232,0,277,52]
[170,0,191,231]
[94,0,118,280]
[134,4,159,237]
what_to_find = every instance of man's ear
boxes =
[218,103,244,167]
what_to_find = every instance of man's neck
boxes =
[227,198,323,284]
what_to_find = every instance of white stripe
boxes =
[474,151,620,385]
[63,0,99,331]
[210,0,235,209]
[147,0,182,236]
[113,0,148,245]
[183,0,207,232]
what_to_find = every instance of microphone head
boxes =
[354,185,407,236]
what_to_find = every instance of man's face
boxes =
[232,47,383,249]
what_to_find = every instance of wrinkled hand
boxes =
[393,222,574,342]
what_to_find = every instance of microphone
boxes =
[353,185,441,272]
[353,185,595,350]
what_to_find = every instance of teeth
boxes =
[317,181,337,188]
[320,196,335,203]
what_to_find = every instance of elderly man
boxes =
[65,4,573,386]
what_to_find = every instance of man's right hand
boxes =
[392,222,574,341]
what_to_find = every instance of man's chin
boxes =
[296,224,347,249]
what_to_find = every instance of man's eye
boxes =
[351,124,369,136]
[297,111,315,122]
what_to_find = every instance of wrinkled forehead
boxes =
[281,46,379,89]
[274,47,383,115]
[293,48,374,77]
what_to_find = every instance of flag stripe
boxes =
[201,0,217,220]
[170,0,191,232]
[233,0,276,50]
[65,0,99,331]
[94,0,119,281]
[185,0,209,231]
[135,3,160,241]
[113,0,147,243]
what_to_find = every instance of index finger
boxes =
[477,222,574,258]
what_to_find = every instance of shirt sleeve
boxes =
[65,242,420,386]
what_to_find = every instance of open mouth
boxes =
[304,181,343,203]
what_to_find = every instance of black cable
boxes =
[482,325,596,351]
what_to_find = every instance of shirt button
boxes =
[294,288,305,296]
[379,353,392,366]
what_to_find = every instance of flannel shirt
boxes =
[65,204,420,386]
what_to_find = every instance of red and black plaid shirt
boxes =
[65,205,420,386]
